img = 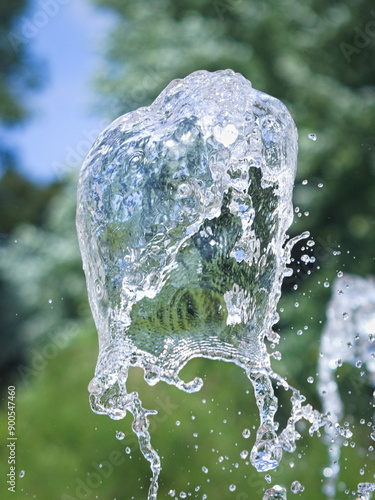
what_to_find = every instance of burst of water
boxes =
[77,69,328,499]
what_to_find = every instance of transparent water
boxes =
[76,70,373,499]
[318,274,375,499]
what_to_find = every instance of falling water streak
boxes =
[318,274,375,500]
[128,394,161,500]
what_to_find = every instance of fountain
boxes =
[76,69,373,499]
[318,273,375,499]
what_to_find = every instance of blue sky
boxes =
[4,0,115,184]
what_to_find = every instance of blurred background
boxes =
[0,0,374,498]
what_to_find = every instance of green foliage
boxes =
[0,169,60,234]
[0,0,41,126]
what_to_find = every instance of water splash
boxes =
[77,69,327,498]
[318,274,375,499]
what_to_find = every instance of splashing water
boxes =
[77,69,327,499]
[318,274,375,499]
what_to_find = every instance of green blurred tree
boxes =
[0,0,58,390]
[0,0,43,170]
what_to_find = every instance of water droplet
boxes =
[337,271,343,278]
[48,299,53,304]
[302,179,308,185]
[307,376,314,384]
[318,183,323,188]
[125,447,131,454]
[308,133,317,141]
[301,254,311,264]
[19,470,25,478]
[265,474,272,484]
[291,480,304,493]
[229,484,237,492]
[168,490,175,497]
[242,428,251,439]
[202,466,208,473]
[116,430,125,440]
[240,450,249,459]
[175,420,181,426]
[343,312,349,320]
[324,282,330,288]
[323,467,332,478]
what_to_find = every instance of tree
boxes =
[0,0,43,172]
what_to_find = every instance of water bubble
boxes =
[116,430,125,440]
[308,133,317,141]
[291,480,304,493]
[242,428,251,439]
